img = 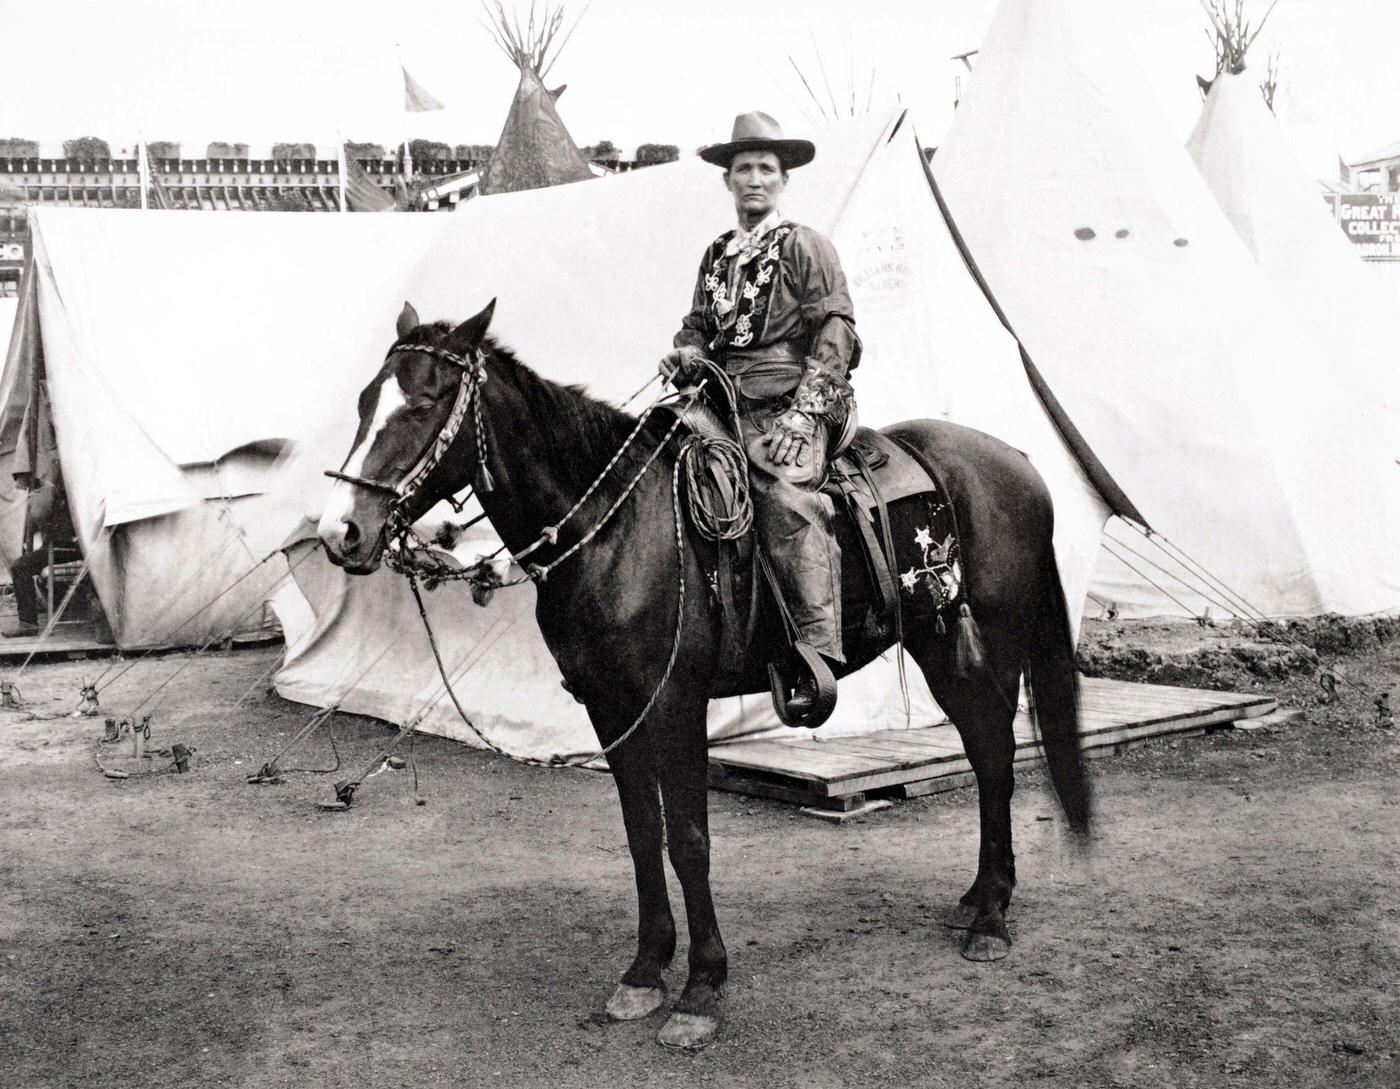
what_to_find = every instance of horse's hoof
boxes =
[656,1012,719,1050]
[606,983,666,1021]
[943,902,978,930]
[961,930,1011,962]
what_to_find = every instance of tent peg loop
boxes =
[77,682,100,716]
[316,779,358,812]
[246,760,285,785]
[1318,671,1339,704]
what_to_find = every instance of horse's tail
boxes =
[1026,548,1092,834]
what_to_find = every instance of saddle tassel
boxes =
[477,462,496,493]
[954,602,986,678]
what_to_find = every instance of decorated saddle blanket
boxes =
[825,429,964,639]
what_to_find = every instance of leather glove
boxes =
[766,408,817,468]
[658,345,709,387]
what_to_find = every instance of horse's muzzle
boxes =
[319,521,386,575]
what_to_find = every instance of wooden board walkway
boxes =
[708,676,1276,813]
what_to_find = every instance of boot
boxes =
[785,673,820,716]
[768,644,838,729]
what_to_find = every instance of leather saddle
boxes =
[676,402,962,729]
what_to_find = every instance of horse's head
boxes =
[318,298,496,572]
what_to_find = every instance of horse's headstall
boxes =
[386,342,483,373]
[323,346,486,506]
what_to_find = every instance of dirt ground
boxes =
[1,618,1396,1089]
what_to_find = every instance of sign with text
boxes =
[0,239,27,276]
[1324,193,1400,260]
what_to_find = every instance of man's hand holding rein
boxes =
[659,345,710,388]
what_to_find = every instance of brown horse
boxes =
[317,300,1091,1049]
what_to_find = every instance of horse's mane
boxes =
[405,322,646,494]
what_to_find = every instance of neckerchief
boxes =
[724,208,785,267]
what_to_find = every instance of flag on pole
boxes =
[336,136,348,212]
[139,142,173,209]
[403,66,446,112]
[343,154,396,212]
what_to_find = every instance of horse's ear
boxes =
[448,298,497,351]
[397,301,420,339]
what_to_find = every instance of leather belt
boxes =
[717,343,805,371]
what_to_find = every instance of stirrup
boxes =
[767,641,838,729]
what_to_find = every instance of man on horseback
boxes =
[660,111,860,713]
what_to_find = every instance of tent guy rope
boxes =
[108,544,321,723]
[317,598,530,809]
[88,542,289,692]
[1103,523,1386,707]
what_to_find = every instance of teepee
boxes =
[1186,14,1400,427]
[934,0,1400,619]
[477,1,595,196]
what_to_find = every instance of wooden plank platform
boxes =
[0,623,116,660]
[708,676,1276,812]
[0,625,281,661]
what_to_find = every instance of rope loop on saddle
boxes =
[679,433,752,543]
[672,359,752,544]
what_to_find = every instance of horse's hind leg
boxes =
[601,732,676,1021]
[907,629,1023,962]
[652,699,727,1049]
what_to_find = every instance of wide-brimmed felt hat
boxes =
[698,111,815,170]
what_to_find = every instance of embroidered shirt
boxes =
[674,219,860,377]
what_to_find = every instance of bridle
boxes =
[324,341,494,529]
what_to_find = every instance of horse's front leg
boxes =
[652,699,727,1049]
[599,725,676,1021]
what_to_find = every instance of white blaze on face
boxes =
[318,375,409,552]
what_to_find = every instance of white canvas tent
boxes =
[0,211,446,647]
[1187,70,1400,429]
[934,0,1400,620]
[0,293,24,565]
